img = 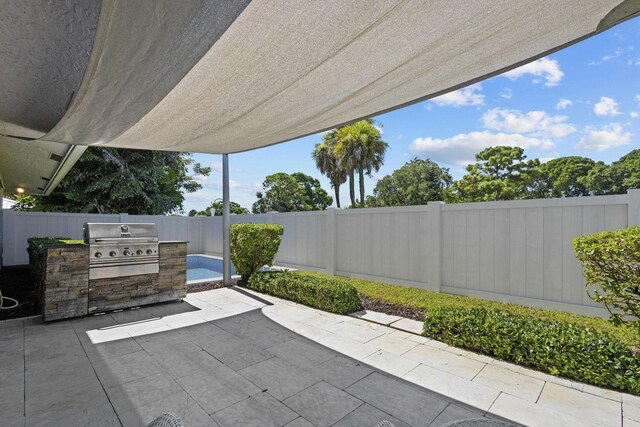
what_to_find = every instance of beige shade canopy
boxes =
[43,0,640,154]
[0,0,639,194]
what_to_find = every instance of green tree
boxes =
[188,200,249,216]
[450,146,539,202]
[583,149,640,195]
[526,156,596,198]
[37,147,210,214]
[312,132,347,208]
[334,119,389,208]
[5,193,38,211]
[252,172,332,213]
[367,158,452,207]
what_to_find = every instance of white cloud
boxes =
[503,58,564,87]
[556,99,573,110]
[409,131,554,165]
[539,157,558,164]
[211,162,223,172]
[208,161,240,173]
[635,94,640,103]
[194,175,261,195]
[589,48,623,65]
[575,123,632,151]
[593,96,621,116]
[482,108,576,138]
[500,88,513,99]
[431,84,484,107]
[630,111,639,119]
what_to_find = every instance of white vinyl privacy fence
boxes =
[2,190,639,316]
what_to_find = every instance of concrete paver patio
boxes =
[0,286,634,426]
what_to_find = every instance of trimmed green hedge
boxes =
[423,306,640,394]
[247,271,363,314]
[297,271,640,347]
[289,271,640,393]
[230,223,284,280]
[573,227,640,332]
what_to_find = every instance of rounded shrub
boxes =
[230,223,284,280]
[573,226,640,332]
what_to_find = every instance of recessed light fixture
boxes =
[16,187,25,194]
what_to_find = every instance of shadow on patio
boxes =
[2,287,504,427]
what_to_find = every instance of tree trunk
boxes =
[333,180,341,208]
[349,171,356,208]
[358,167,365,208]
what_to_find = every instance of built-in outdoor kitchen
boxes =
[37,223,187,321]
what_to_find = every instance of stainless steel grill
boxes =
[84,223,159,280]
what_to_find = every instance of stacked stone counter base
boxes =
[42,244,90,322]
[42,241,187,321]
[88,242,187,314]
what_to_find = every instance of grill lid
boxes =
[84,223,158,243]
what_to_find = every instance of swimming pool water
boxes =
[186,255,237,282]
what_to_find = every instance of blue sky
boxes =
[185,17,640,213]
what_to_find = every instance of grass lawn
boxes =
[294,271,640,348]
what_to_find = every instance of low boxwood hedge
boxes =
[247,271,362,314]
[289,271,640,393]
[299,271,640,347]
[423,306,640,394]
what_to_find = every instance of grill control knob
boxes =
[123,250,131,256]
[146,249,153,255]
[136,249,143,255]
[109,251,117,257]
[95,251,102,258]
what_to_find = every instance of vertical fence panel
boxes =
[493,209,510,295]
[508,208,526,297]
[466,210,480,291]
[562,206,583,305]
[582,205,605,307]
[478,209,495,293]
[525,208,544,300]
[441,211,454,286]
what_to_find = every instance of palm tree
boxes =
[312,131,347,208]
[334,119,389,208]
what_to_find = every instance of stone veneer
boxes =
[42,244,90,322]
[88,242,187,313]
[42,241,187,321]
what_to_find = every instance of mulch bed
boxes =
[187,278,246,293]
[359,294,426,322]
[0,266,41,321]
